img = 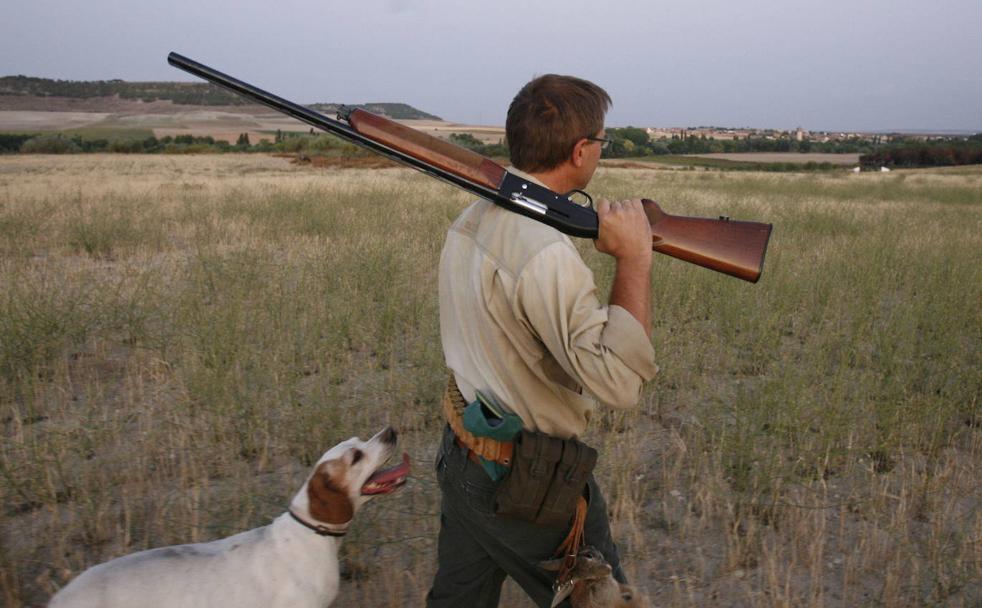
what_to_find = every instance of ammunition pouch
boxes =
[494,429,597,529]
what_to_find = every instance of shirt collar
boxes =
[506,166,548,189]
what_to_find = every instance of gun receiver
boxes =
[167,52,772,282]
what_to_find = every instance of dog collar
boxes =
[288,509,349,537]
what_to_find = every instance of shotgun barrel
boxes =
[167,52,772,282]
[166,52,505,206]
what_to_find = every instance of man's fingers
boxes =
[599,198,646,221]
[593,197,653,260]
[597,198,611,216]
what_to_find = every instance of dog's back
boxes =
[49,428,408,608]
[49,521,339,608]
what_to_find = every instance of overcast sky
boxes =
[3,0,981,132]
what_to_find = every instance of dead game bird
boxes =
[540,546,648,608]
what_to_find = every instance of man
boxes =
[428,74,658,607]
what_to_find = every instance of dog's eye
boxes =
[351,449,364,465]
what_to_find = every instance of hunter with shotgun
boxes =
[427,75,656,607]
[167,53,772,607]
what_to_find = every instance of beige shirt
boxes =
[438,168,659,439]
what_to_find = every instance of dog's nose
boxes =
[381,427,397,444]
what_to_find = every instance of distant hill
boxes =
[0,76,441,119]
[0,75,250,105]
[309,102,441,121]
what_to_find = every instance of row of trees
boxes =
[444,129,880,160]
[603,127,876,157]
[4,130,370,155]
[442,130,982,170]
[859,135,982,168]
[447,133,508,158]
[8,129,982,170]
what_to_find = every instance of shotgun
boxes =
[167,52,772,283]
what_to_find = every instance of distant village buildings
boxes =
[645,127,754,141]
[641,125,954,144]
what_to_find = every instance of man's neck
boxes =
[522,165,584,194]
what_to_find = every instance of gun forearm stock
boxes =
[346,109,505,190]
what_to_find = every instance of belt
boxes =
[454,436,483,466]
[442,376,514,467]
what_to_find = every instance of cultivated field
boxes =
[0,155,979,607]
[0,106,504,145]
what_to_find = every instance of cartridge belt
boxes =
[442,376,514,467]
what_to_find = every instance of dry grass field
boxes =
[0,155,979,607]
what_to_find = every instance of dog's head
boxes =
[290,426,410,535]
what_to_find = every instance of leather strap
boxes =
[552,495,589,591]
[288,509,348,537]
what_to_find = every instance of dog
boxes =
[49,427,410,608]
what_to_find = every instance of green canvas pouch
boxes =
[461,390,522,481]
[462,390,523,442]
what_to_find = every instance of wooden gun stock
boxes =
[166,52,773,283]
[643,200,772,283]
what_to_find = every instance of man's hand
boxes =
[594,198,653,337]
[594,198,653,265]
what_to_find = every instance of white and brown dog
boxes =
[49,427,410,608]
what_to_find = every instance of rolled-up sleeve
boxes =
[514,241,658,409]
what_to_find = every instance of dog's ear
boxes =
[307,459,354,525]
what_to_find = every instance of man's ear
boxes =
[307,460,354,525]
[570,138,589,168]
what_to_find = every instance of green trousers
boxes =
[426,425,626,608]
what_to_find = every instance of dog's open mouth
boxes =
[361,452,410,495]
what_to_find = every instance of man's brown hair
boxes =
[506,74,611,173]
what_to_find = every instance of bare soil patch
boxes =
[602,160,664,170]
[688,152,862,165]
[275,153,400,169]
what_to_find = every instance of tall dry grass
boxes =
[0,155,979,607]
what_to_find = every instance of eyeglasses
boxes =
[585,135,613,150]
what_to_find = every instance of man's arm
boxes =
[514,241,658,409]
[594,199,653,338]
[511,197,658,409]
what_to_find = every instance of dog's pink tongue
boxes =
[361,453,410,495]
